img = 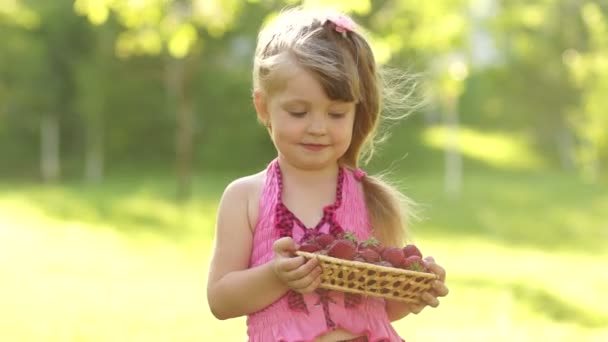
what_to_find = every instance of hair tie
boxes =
[353,168,367,181]
[326,14,356,36]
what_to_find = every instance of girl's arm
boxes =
[206,178,321,320]
[385,257,449,321]
[206,178,286,320]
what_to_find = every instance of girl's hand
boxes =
[409,256,449,314]
[272,237,323,293]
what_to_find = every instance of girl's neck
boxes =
[276,156,339,185]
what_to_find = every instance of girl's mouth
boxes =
[301,144,328,151]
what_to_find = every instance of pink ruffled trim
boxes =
[247,311,402,342]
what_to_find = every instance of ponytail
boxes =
[360,173,416,247]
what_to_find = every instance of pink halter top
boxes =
[246,159,403,342]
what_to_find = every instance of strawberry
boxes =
[298,241,321,253]
[372,245,386,255]
[357,248,381,263]
[327,239,357,260]
[381,247,406,268]
[342,231,359,244]
[361,236,380,248]
[360,237,385,254]
[315,233,335,248]
[403,255,426,272]
[402,244,422,258]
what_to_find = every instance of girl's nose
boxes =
[308,115,327,135]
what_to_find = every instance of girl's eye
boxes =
[329,112,346,118]
[289,111,307,117]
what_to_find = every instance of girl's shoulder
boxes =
[220,169,267,232]
[222,170,265,196]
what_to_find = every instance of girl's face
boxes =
[255,66,356,171]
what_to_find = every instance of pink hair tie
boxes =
[353,168,367,181]
[326,14,356,36]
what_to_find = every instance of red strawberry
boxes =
[403,255,426,272]
[299,241,321,253]
[360,236,385,254]
[361,236,380,247]
[315,233,335,248]
[402,244,422,258]
[342,231,359,243]
[328,239,357,260]
[357,248,381,263]
[373,245,386,255]
[381,247,406,268]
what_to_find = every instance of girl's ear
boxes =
[253,90,269,124]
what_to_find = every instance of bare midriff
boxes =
[314,328,363,342]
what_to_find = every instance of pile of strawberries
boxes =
[298,232,429,273]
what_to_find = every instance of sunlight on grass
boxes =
[0,193,230,341]
[407,170,607,252]
[4,188,220,341]
[409,238,608,337]
[0,183,219,248]
[422,125,545,170]
[1,169,607,341]
[393,237,608,341]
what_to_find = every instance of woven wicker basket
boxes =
[296,251,437,304]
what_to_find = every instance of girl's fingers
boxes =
[425,259,446,282]
[432,280,449,297]
[296,274,323,293]
[409,303,424,314]
[283,257,321,282]
[421,292,440,308]
[272,237,297,257]
[290,266,323,291]
[277,256,307,275]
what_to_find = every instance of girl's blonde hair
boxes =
[253,8,417,246]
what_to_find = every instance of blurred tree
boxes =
[1,0,606,185]
[369,0,472,197]
[564,1,608,182]
[73,24,115,184]
[485,0,607,182]
[74,0,245,199]
[73,0,377,198]
[1,0,91,182]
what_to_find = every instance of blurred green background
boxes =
[1,0,607,341]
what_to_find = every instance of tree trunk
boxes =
[83,28,111,184]
[444,94,462,198]
[166,53,197,201]
[84,112,103,184]
[176,92,194,200]
[580,137,600,183]
[40,113,60,182]
[556,122,576,171]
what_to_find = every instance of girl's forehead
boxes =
[270,66,354,106]
[281,68,324,95]
[265,66,316,97]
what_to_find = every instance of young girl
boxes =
[207,8,448,342]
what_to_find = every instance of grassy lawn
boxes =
[0,169,607,341]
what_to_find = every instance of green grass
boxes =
[0,169,607,341]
